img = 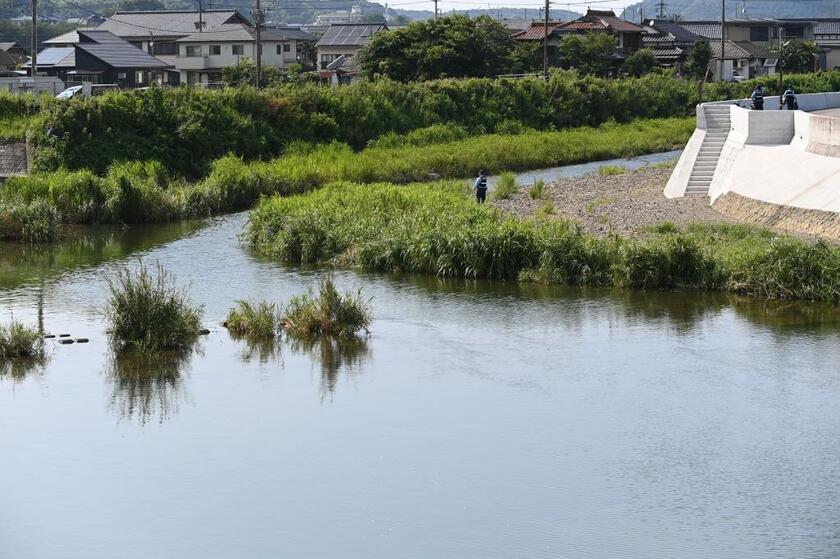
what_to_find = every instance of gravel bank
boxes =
[492,166,736,236]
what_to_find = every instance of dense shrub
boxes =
[247,182,840,302]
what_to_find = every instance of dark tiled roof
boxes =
[709,40,753,60]
[267,26,317,41]
[315,24,387,47]
[679,23,721,40]
[325,54,360,74]
[734,40,770,59]
[97,9,247,38]
[177,24,316,43]
[567,9,644,33]
[0,50,16,66]
[649,20,703,43]
[0,42,24,51]
[44,30,82,44]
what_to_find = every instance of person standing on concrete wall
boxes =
[751,86,765,110]
[782,87,798,110]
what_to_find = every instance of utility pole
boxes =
[434,0,438,19]
[778,26,785,97]
[719,0,725,81]
[198,0,204,32]
[30,0,37,81]
[543,0,549,81]
[254,0,262,88]
[658,0,665,19]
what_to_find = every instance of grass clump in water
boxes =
[225,300,280,338]
[598,165,626,176]
[282,276,371,339]
[0,318,44,359]
[105,262,204,352]
[529,179,546,200]
[492,172,518,200]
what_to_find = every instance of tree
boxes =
[621,48,657,77]
[685,40,712,102]
[685,40,712,81]
[774,39,820,74]
[558,32,617,76]
[357,15,519,82]
[221,59,314,87]
[361,12,386,23]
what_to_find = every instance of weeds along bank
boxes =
[246,182,840,302]
[0,118,692,241]
[16,71,840,174]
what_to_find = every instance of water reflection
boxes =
[230,333,283,365]
[105,348,197,424]
[289,335,371,399]
[0,355,46,384]
[0,220,206,292]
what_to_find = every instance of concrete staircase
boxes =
[686,105,732,196]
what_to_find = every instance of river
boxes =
[3,169,840,558]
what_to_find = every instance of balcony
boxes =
[176,55,209,70]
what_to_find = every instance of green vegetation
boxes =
[0,319,44,360]
[598,165,626,176]
[621,48,658,78]
[558,33,618,76]
[247,182,840,302]
[0,200,61,242]
[358,15,538,81]
[225,300,280,338]
[493,172,519,200]
[282,276,372,339]
[104,262,204,351]
[1,117,692,232]
[529,179,546,200]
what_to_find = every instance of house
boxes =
[0,50,18,73]
[679,19,816,80]
[315,6,364,26]
[26,30,168,87]
[642,20,706,69]
[315,23,387,75]
[512,22,570,67]
[803,19,840,70]
[95,9,252,84]
[0,42,28,65]
[559,9,645,56]
[175,24,316,85]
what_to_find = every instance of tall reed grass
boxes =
[282,276,371,339]
[105,262,204,351]
[0,318,44,359]
[246,182,840,302]
[225,300,280,338]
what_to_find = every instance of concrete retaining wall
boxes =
[0,141,28,180]
[728,106,795,145]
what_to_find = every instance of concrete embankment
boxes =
[0,141,28,181]
[668,92,840,238]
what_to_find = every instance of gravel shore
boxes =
[492,166,735,236]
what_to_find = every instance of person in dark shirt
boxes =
[782,87,798,110]
[751,85,765,110]
[474,170,488,204]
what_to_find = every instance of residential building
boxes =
[642,20,706,69]
[679,19,816,80]
[0,50,17,73]
[804,19,840,70]
[0,42,28,65]
[175,24,316,85]
[512,21,570,67]
[559,9,645,55]
[315,23,386,75]
[314,6,364,26]
[26,29,168,87]
[95,9,252,84]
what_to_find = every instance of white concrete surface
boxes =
[664,128,705,198]
[667,92,840,212]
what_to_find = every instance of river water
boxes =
[3,185,840,558]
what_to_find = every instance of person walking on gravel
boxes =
[474,170,488,204]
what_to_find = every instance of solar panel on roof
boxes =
[36,47,74,65]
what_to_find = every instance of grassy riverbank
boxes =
[246,182,840,302]
[0,117,691,240]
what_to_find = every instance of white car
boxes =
[55,85,84,100]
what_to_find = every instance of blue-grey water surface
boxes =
[2,207,840,559]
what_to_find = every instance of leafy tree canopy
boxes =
[358,15,533,81]
[685,40,712,81]
[558,32,617,76]
[621,48,657,77]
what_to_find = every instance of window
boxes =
[276,44,283,55]
[320,53,339,67]
[283,43,291,52]
[136,71,145,84]
[232,44,245,55]
[209,44,221,55]
[186,45,202,57]
[750,26,769,42]
[152,42,177,55]
[785,25,805,39]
